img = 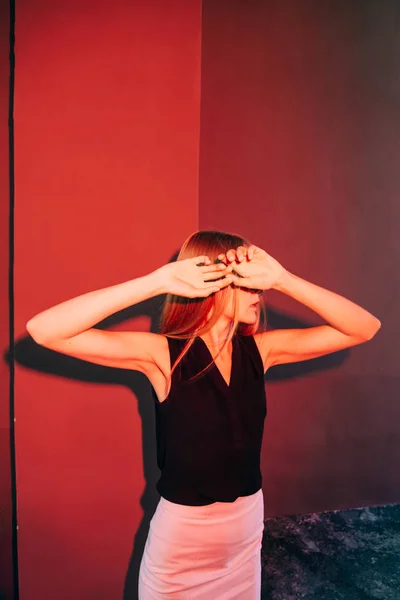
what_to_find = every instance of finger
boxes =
[203,274,233,289]
[225,249,237,263]
[235,245,247,262]
[194,255,211,266]
[246,245,257,260]
[217,275,233,288]
[229,273,248,286]
[203,265,232,281]
[200,281,226,296]
[203,270,232,283]
[199,263,231,274]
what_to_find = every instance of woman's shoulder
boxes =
[250,332,270,373]
[144,334,192,403]
[147,334,190,374]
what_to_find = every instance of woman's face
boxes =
[224,285,261,324]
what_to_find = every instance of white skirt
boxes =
[138,488,264,599]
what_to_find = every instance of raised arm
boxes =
[258,271,381,368]
[217,245,381,370]
[26,257,232,372]
[26,272,168,371]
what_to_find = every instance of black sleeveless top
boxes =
[152,333,267,506]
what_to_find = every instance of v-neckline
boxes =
[196,335,237,390]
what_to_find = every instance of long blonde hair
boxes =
[159,230,267,386]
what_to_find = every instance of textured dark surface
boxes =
[261,504,400,599]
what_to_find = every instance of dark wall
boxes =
[0,0,14,598]
[199,0,399,516]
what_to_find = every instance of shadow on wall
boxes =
[9,252,349,600]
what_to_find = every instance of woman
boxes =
[26,230,381,599]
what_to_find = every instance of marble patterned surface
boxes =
[261,504,400,599]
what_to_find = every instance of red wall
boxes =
[15,1,201,598]
[1,1,14,598]
[199,0,399,516]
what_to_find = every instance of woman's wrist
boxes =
[148,268,170,296]
[271,270,293,293]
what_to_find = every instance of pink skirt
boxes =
[138,488,264,599]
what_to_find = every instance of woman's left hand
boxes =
[217,245,288,291]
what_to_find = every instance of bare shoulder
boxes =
[142,332,170,375]
[140,333,171,403]
[253,332,273,372]
[112,330,170,380]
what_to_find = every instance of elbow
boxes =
[359,317,382,342]
[26,319,35,338]
[369,317,382,339]
[26,319,62,347]
[26,319,47,345]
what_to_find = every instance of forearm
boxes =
[273,272,381,340]
[26,270,165,343]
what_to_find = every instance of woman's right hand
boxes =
[155,256,233,298]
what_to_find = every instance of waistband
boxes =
[159,488,263,519]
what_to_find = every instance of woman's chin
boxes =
[239,313,258,325]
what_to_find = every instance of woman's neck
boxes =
[200,321,235,347]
